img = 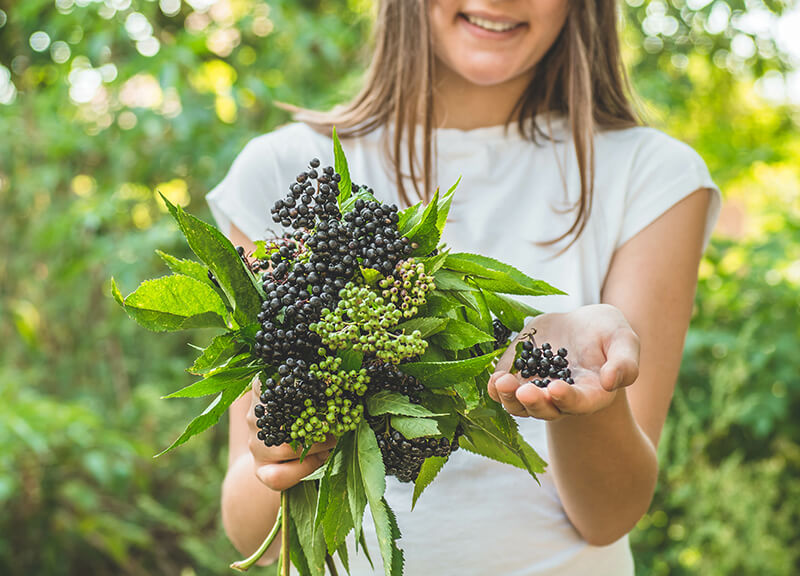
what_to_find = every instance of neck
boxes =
[432,63,531,130]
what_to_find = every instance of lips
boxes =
[459,12,526,33]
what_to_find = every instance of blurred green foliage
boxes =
[0,0,798,574]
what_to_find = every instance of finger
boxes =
[547,378,613,415]
[515,383,562,420]
[251,436,337,464]
[256,450,330,492]
[493,373,528,417]
[487,371,503,402]
[600,328,640,391]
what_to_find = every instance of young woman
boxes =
[207,1,720,574]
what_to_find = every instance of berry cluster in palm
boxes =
[514,335,573,388]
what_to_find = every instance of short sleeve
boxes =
[617,129,721,251]
[205,134,282,241]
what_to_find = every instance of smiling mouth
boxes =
[460,13,526,33]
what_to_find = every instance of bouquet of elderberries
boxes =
[112,130,572,576]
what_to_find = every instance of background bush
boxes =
[0,1,797,574]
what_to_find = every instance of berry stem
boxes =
[325,553,339,576]
[229,505,283,572]
[281,491,290,576]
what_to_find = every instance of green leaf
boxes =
[399,349,502,388]
[155,250,218,291]
[509,340,525,375]
[322,457,353,554]
[482,289,541,332]
[431,319,494,351]
[444,252,566,296]
[288,514,312,576]
[162,194,262,326]
[417,250,449,274]
[336,348,364,372]
[458,405,546,481]
[156,377,250,456]
[116,275,228,332]
[397,201,425,236]
[290,481,327,576]
[404,187,441,256]
[435,176,460,233]
[342,432,367,542]
[432,269,476,292]
[424,290,462,317]
[188,332,242,375]
[252,240,268,260]
[337,541,350,575]
[110,277,125,307]
[412,456,447,509]
[333,127,353,208]
[366,391,446,417]
[453,378,480,410]
[163,366,260,398]
[391,415,440,438]
[394,316,448,338]
[360,267,382,286]
[357,422,402,575]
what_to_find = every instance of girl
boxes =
[208,1,720,574]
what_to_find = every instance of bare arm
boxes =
[490,188,713,545]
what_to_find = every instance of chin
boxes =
[452,62,526,88]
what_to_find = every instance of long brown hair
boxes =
[291,0,641,247]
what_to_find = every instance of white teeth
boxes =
[464,14,519,32]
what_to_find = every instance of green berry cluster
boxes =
[378,259,435,319]
[310,282,427,362]
[287,356,368,442]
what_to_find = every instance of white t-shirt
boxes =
[207,118,721,576]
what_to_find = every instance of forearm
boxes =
[222,452,283,564]
[547,387,657,546]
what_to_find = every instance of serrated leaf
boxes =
[322,455,353,554]
[444,253,566,296]
[333,127,353,208]
[367,391,445,417]
[162,194,261,326]
[405,187,441,256]
[156,377,250,456]
[155,250,219,291]
[337,541,350,575]
[290,481,327,576]
[423,290,462,317]
[163,366,259,399]
[391,415,440,438]
[458,406,546,481]
[336,348,364,372]
[342,432,367,542]
[357,530,374,568]
[116,275,228,332]
[288,514,312,576]
[432,269,476,291]
[399,349,502,388]
[431,319,494,351]
[111,277,125,307]
[482,289,541,332]
[412,456,447,509]
[435,176,460,233]
[394,317,448,338]
[188,332,241,375]
[417,250,449,274]
[369,496,404,576]
[397,201,425,236]
[453,378,480,410]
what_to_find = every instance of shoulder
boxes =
[596,125,710,180]
[236,122,332,170]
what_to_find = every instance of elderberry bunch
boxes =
[343,199,412,273]
[378,259,435,319]
[366,362,425,403]
[375,427,462,483]
[514,340,573,388]
[270,158,341,230]
[311,283,427,362]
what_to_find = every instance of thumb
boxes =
[600,328,640,391]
